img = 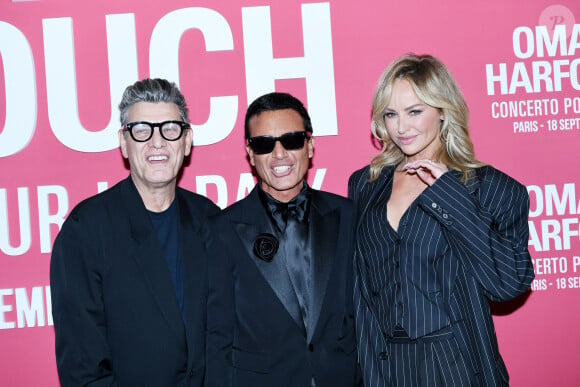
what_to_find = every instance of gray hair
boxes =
[118,78,189,125]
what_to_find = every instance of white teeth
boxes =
[149,155,167,161]
[273,166,290,173]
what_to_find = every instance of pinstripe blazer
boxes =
[348,165,534,386]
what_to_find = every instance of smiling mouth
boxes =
[272,165,291,174]
[398,136,416,145]
[148,155,168,161]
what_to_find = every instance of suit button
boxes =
[379,351,388,360]
[308,343,314,352]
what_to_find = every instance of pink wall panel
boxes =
[1,1,579,385]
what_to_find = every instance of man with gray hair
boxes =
[50,78,219,386]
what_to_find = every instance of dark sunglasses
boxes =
[247,131,311,155]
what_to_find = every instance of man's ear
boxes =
[119,129,128,158]
[184,128,193,157]
[246,144,255,166]
[307,137,315,158]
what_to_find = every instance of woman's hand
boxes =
[403,159,448,186]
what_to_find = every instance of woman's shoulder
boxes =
[349,165,371,183]
[470,165,529,203]
[348,165,379,193]
[473,165,525,188]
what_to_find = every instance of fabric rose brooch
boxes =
[253,233,279,262]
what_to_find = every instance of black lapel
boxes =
[233,189,306,335]
[307,192,339,342]
[355,166,394,231]
[353,167,394,320]
[177,189,207,362]
[121,178,185,340]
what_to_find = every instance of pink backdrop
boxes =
[1,1,579,385]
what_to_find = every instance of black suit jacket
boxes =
[50,177,220,386]
[206,186,360,387]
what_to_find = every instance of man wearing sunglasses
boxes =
[50,78,219,386]
[206,92,360,386]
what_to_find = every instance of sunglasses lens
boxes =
[249,137,276,154]
[279,132,306,150]
[248,132,308,154]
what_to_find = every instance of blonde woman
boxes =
[348,54,534,386]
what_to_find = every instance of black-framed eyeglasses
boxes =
[247,131,311,155]
[122,120,190,142]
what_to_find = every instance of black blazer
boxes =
[50,177,219,387]
[205,186,360,387]
[349,165,535,386]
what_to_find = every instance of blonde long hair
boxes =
[369,54,484,182]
